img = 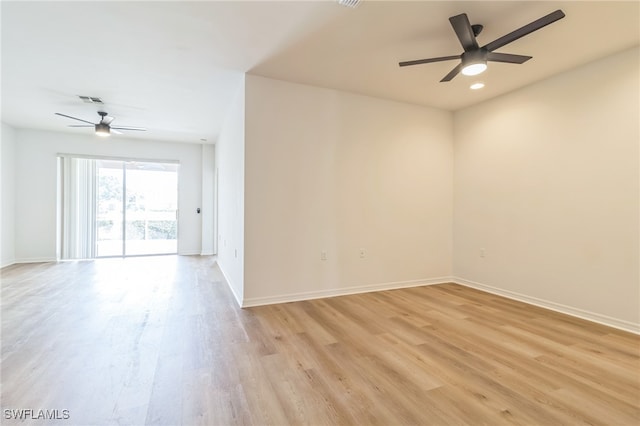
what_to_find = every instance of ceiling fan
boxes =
[399,9,566,82]
[55,111,146,137]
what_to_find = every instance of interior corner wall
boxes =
[243,75,453,305]
[13,129,203,262]
[1,123,17,267]
[453,47,640,330]
[215,76,245,304]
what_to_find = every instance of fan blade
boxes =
[399,55,459,67]
[486,52,532,64]
[449,13,479,52]
[112,126,146,131]
[55,112,95,125]
[68,125,94,128]
[483,9,565,52]
[440,63,464,82]
[111,129,123,135]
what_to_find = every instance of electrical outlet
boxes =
[480,248,486,258]
[359,248,366,259]
[321,251,327,261]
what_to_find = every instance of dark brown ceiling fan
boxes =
[55,111,146,137]
[399,9,566,82]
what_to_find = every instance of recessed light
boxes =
[470,82,485,90]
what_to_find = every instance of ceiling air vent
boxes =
[78,95,104,104]
[337,0,360,8]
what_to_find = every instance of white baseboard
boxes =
[200,251,215,256]
[15,257,57,264]
[216,261,243,307]
[241,276,453,308]
[178,250,202,256]
[453,276,640,335]
[1,259,16,269]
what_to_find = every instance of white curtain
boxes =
[61,157,96,259]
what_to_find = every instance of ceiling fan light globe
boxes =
[95,123,111,137]
[461,62,487,76]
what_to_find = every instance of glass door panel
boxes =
[124,162,178,256]
[96,160,124,257]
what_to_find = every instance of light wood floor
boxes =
[2,256,639,425]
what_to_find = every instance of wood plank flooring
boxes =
[1,255,639,425]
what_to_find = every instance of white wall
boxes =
[453,47,639,331]
[243,75,453,305]
[1,123,17,267]
[201,143,215,255]
[215,77,245,304]
[13,129,203,262]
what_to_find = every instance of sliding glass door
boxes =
[123,161,178,256]
[61,157,179,259]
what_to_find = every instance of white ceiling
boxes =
[2,1,638,144]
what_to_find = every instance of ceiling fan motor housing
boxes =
[462,48,487,65]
